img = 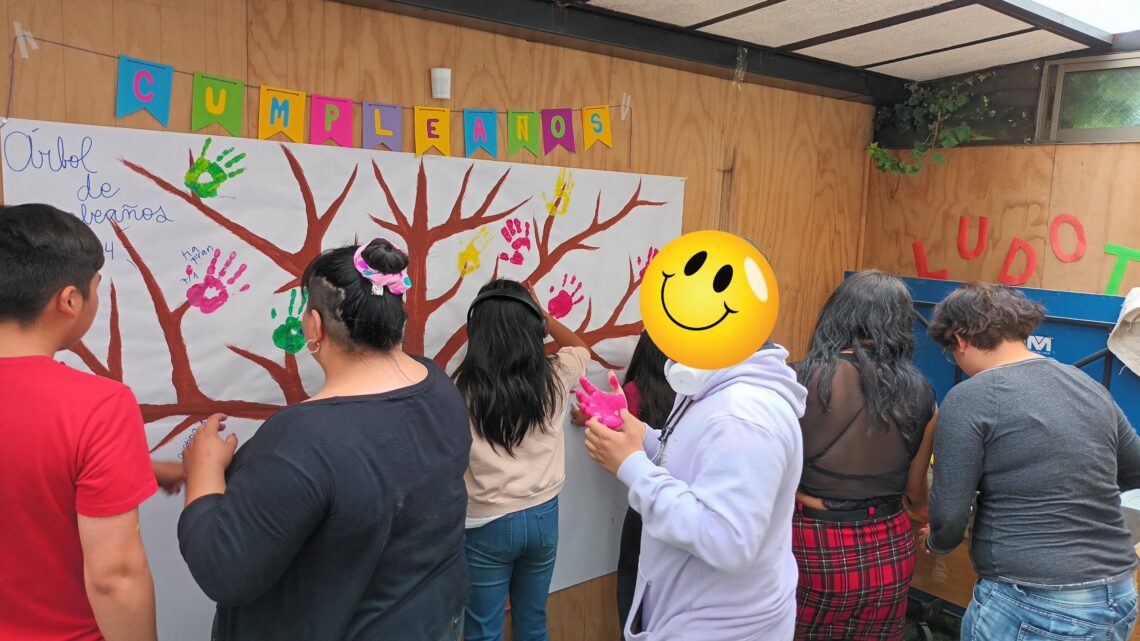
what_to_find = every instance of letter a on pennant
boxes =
[116,56,174,127]
[463,109,498,158]
[191,73,244,136]
[258,85,306,142]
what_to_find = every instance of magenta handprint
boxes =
[498,218,532,266]
[547,274,584,319]
[575,372,628,429]
[636,247,660,280]
[186,249,250,314]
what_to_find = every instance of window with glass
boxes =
[1037,52,1140,143]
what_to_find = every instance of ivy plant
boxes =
[868,72,994,176]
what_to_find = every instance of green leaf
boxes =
[932,152,945,165]
[955,123,972,141]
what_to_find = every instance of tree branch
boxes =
[425,273,465,318]
[228,346,309,404]
[282,145,318,229]
[432,325,468,370]
[107,283,123,380]
[371,160,412,233]
[112,223,205,403]
[70,341,112,379]
[122,159,291,269]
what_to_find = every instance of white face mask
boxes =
[663,360,717,397]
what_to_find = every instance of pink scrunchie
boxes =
[353,242,412,296]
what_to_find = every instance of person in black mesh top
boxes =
[792,270,937,641]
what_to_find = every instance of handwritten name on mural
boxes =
[913,214,1140,295]
[4,128,97,174]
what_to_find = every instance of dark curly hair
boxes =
[928,282,1044,351]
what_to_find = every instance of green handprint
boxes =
[185,138,246,199]
[271,288,308,354]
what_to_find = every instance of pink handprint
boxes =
[575,372,628,429]
[498,218,532,266]
[636,246,660,280]
[186,249,250,314]
[547,274,584,319]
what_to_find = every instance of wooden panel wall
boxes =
[867,145,1140,625]
[0,1,873,638]
[863,143,1140,295]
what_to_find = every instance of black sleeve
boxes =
[178,453,329,606]
[1114,402,1140,491]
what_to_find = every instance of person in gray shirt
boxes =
[920,282,1140,641]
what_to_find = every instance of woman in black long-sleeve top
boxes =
[178,239,471,641]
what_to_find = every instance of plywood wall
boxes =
[863,143,1140,296]
[0,1,873,638]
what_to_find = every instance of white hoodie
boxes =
[617,345,808,641]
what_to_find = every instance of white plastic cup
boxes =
[430,68,452,100]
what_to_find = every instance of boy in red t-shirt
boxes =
[0,204,159,641]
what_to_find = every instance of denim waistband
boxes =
[995,568,1136,592]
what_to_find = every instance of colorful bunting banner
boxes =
[464,110,498,158]
[363,102,402,151]
[581,105,613,150]
[116,56,174,127]
[542,108,575,154]
[112,57,619,159]
[310,95,353,147]
[257,86,306,142]
[507,111,540,158]
[414,106,451,156]
[191,73,243,136]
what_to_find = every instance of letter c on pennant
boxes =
[133,69,154,102]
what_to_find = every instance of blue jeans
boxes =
[464,497,559,641]
[963,575,1138,641]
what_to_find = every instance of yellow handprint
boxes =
[458,226,495,276]
[543,168,575,217]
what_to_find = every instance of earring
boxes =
[305,340,321,354]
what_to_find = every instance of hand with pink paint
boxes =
[547,274,584,319]
[186,249,250,314]
[498,218,532,266]
[575,371,628,430]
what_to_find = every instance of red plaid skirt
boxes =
[792,506,915,641]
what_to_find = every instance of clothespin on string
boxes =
[620,93,631,121]
[14,22,38,60]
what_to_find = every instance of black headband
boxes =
[467,289,545,326]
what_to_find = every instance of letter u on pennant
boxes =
[191,73,244,136]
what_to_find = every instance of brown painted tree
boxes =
[73,144,665,450]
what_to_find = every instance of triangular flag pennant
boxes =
[363,102,403,151]
[507,111,540,158]
[191,73,243,136]
[257,86,306,142]
[542,108,575,154]
[581,105,613,150]
[464,110,498,158]
[310,95,353,147]
[116,56,174,127]
[414,106,451,156]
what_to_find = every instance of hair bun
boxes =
[361,238,409,275]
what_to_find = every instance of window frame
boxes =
[1036,51,1140,143]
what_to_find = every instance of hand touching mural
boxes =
[270,288,308,354]
[499,218,532,266]
[185,138,246,199]
[186,249,249,314]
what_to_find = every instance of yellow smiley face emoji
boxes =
[640,230,779,370]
